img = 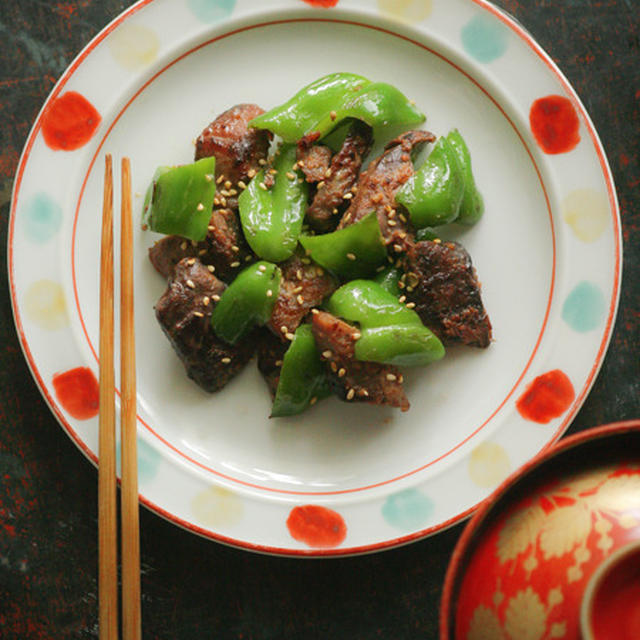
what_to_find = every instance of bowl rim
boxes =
[439,418,640,640]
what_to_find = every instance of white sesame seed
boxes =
[266,289,273,297]
[259,182,268,191]
[286,171,296,180]
[398,295,406,303]
[406,302,416,309]
[280,325,288,334]
[325,168,332,178]
[352,332,361,340]
[258,158,267,166]
[317,180,325,189]
[186,279,195,289]
[274,360,283,367]
[330,110,337,121]
[322,350,332,359]
[216,174,225,184]
[346,252,356,261]
[213,197,221,206]
[186,258,196,266]
[197,203,205,211]
[220,189,231,197]
[346,388,355,400]
[203,296,210,306]
[180,241,188,251]
[247,169,256,178]
[230,261,240,268]
[212,294,221,301]
[258,264,267,272]
[332,208,339,215]
[221,357,231,364]
[311,308,319,315]
[338,368,346,378]
[296,269,303,281]
[231,245,239,253]
[193,311,204,318]
[205,174,214,182]
[238,180,247,190]
[386,373,397,381]
[198,249,207,256]
[388,219,397,226]
[285,332,295,341]
[297,295,304,305]
[207,265,215,273]
[223,180,232,189]
[343,192,353,200]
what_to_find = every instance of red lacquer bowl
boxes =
[441,420,640,640]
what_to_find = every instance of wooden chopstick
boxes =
[99,156,141,640]
[99,154,118,640]
[119,157,141,640]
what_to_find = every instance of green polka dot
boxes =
[461,14,509,64]
[382,488,433,530]
[188,0,236,23]
[116,437,161,483]
[23,192,62,243]
[562,281,606,332]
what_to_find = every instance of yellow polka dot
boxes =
[468,442,511,488]
[107,23,159,71]
[377,0,433,22]
[24,280,68,330]
[191,486,244,528]
[562,189,609,242]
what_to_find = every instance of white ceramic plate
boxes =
[9,0,621,556]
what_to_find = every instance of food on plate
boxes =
[144,72,492,416]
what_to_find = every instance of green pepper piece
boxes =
[212,261,281,345]
[239,144,308,263]
[249,73,369,142]
[446,129,484,225]
[327,280,444,367]
[373,265,402,296]
[312,82,425,140]
[415,227,441,242]
[250,72,425,142]
[271,325,330,417]
[142,157,216,242]
[395,136,464,228]
[299,212,387,280]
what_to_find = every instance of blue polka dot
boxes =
[23,192,62,243]
[382,488,434,531]
[461,14,509,63]
[116,437,162,484]
[188,0,236,23]
[562,281,606,332]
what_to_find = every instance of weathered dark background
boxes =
[1,1,638,638]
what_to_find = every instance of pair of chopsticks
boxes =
[99,155,141,640]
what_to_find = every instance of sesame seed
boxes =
[244,255,252,262]
[398,231,407,239]
[280,325,288,334]
[203,296,210,306]
[259,182,268,191]
[205,174,214,182]
[219,196,227,206]
[257,264,266,272]
[285,332,295,341]
[221,357,231,364]
[311,308,319,315]
[286,171,296,180]
[193,311,204,318]
[386,373,397,381]
[247,169,256,178]
[198,249,207,256]
[208,225,215,232]
[274,360,283,367]
[237,180,247,190]
[338,368,346,378]
[212,294,221,302]
[310,396,318,406]
[322,350,333,359]
[388,219,397,226]
[332,208,339,215]
[398,281,405,289]
[258,158,267,166]
[325,168,332,178]
[346,252,356,261]
[317,180,325,189]
[220,189,231,197]
[224,180,232,189]
[346,388,355,400]
[266,289,273,297]
[409,98,416,106]
[399,295,406,303]
[269,168,277,175]
[371,193,383,204]
[216,174,225,184]
[213,197,220,206]
[231,245,239,253]
[186,279,196,289]
[352,332,361,340]
[301,258,311,265]
[229,189,238,196]
[230,261,240,268]
[197,203,205,211]
[351,185,358,193]
[398,374,404,383]
[207,265,215,273]
[292,286,303,294]
[180,241,188,251]
[297,159,305,167]
[393,244,403,253]
[330,110,337,121]
[296,269,303,280]
[330,361,338,372]
[297,294,304,305]
[388,209,396,219]
[398,213,408,223]
[298,178,304,184]
[292,162,299,171]
[343,192,353,200]
[406,286,414,293]
[186,258,196,266]
[362,390,369,397]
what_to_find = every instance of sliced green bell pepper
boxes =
[373,265,402,296]
[239,144,308,263]
[415,227,441,242]
[299,211,387,280]
[142,157,216,242]
[446,129,484,225]
[395,135,464,228]
[271,324,330,417]
[212,261,281,345]
[327,280,444,366]
[250,72,425,142]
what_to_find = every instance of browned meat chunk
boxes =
[267,255,336,339]
[404,240,492,348]
[337,130,434,249]
[306,121,373,231]
[155,258,256,392]
[311,311,409,411]
[256,331,288,398]
[297,134,332,183]
[195,103,271,187]
[148,208,252,282]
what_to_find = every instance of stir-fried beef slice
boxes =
[195,104,271,191]
[256,331,288,398]
[267,255,337,340]
[404,240,492,348]
[155,258,256,392]
[311,311,409,411]
[337,130,434,248]
[148,208,252,281]
[297,133,333,183]
[306,121,373,231]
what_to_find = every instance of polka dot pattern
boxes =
[287,505,347,548]
[41,91,101,151]
[23,193,62,243]
[108,23,159,71]
[530,95,581,154]
[461,14,509,63]
[563,189,609,242]
[516,370,575,424]
[382,488,434,530]
[468,442,511,488]
[24,280,68,330]
[52,367,99,420]
[377,0,432,22]
[562,281,606,333]
[191,486,244,528]
[188,0,236,22]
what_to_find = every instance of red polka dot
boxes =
[286,505,347,548]
[516,369,575,424]
[529,95,581,154]
[301,0,339,7]
[52,367,99,420]
[41,91,101,151]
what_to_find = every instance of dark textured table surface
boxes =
[1,1,638,638]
